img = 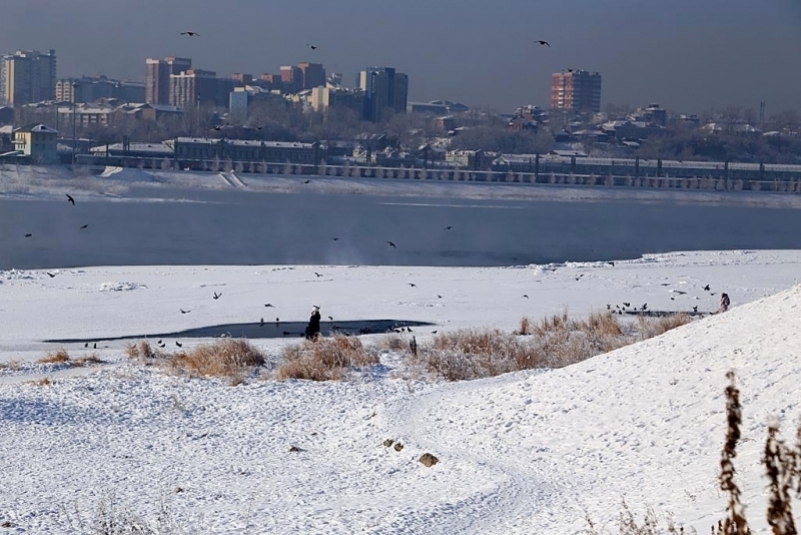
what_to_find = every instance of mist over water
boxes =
[2,188,801,270]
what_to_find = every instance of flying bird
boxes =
[332,237,339,241]
[606,261,615,267]
[314,272,323,278]
[157,340,162,345]
[523,294,529,299]
[80,224,88,230]
[328,316,333,321]
[180,31,200,36]
[437,294,442,299]
[692,306,698,313]
[264,303,274,308]
[255,126,263,130]
[24,233,32,238]
[307,44,319,50]
[210,125,222,131]
[623,302,630,308]
[47,272,56,278]
[534,40,551,47]
[387,241,396,248]
[703,284,710,291]
[641,303,648,311]
[408,283,416,287]
[66,194,75,205]
[303,179,311,184]
[180,309,190,314]
[175,341,183,347]
[213,292,221,300]
[445,226,452,230]
[431,330,438,334]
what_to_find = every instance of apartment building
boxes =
[358,66,409,122]
[1,49,57,106]
[145,56,191,104]
[550,70,602,113]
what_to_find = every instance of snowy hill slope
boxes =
[382,284,801,533]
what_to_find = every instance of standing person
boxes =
[305,305,321,340]
[719,293,731,313]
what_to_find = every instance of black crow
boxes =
[66,194,75,205]
[534,40,551,47]
[523,294,529,299]
[703,284,710,291]
[24,233,32,238]
[176,341,183,347]
[307,44,319,50]
[180,31,200,36]
[213,292,221,300]
[623,302,630,308]
[264,303,274,308]
[260,318,265,326]
[409,283,416,287]
[304,179,311,184]
[47,272,56,278]
[387,241,396,248]
[180,309,190,314]
[314,272,323,278]
[445,226,452,230]
[80,224,88,230]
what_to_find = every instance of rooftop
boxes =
[13,123,59,134]
[170,137,316,149]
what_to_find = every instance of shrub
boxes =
[166,339,264,379]
[276,334,378,381]
[38,349,70,364]
[409,311,692,381]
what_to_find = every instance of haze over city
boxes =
[2,0,801,113]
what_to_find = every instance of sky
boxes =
[2,0,801,114]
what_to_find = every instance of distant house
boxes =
[0,125,13,153]
[12,123,59,163]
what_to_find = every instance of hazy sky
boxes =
[2,0,801,114]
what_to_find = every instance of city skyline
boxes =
[1,1,801,114]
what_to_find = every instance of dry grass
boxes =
[125,341,159,362]
[28,377,53,386]
[276,334,379,381]
[637,313,693,340]
[0,360,22,370]
[165,339,265,379]
[72,354,105,367]
[410,310,692,381]
[38,348,71,364]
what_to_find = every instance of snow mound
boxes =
[98,282,146,292]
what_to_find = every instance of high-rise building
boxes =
[169,69,220,107]
[310,86,365,117]
[1,49,57,106]
[297,63,326,90]
[145,56,191,104]
[280,66,302,94]
[231,73,253,85]
[550,70,602,113]
[358,66,408,122]
[57,76,146,103]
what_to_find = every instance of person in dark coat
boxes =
[719,293,731,313]
[305,305,321,340]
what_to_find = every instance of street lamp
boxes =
[71,82,79,166]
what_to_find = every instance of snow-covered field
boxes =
[1,250,801,533]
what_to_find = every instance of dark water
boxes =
[45,319,434,343]
[2,187,801,269]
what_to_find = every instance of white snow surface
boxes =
[1,250,801,533]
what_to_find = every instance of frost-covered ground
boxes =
[1,250,801,533]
